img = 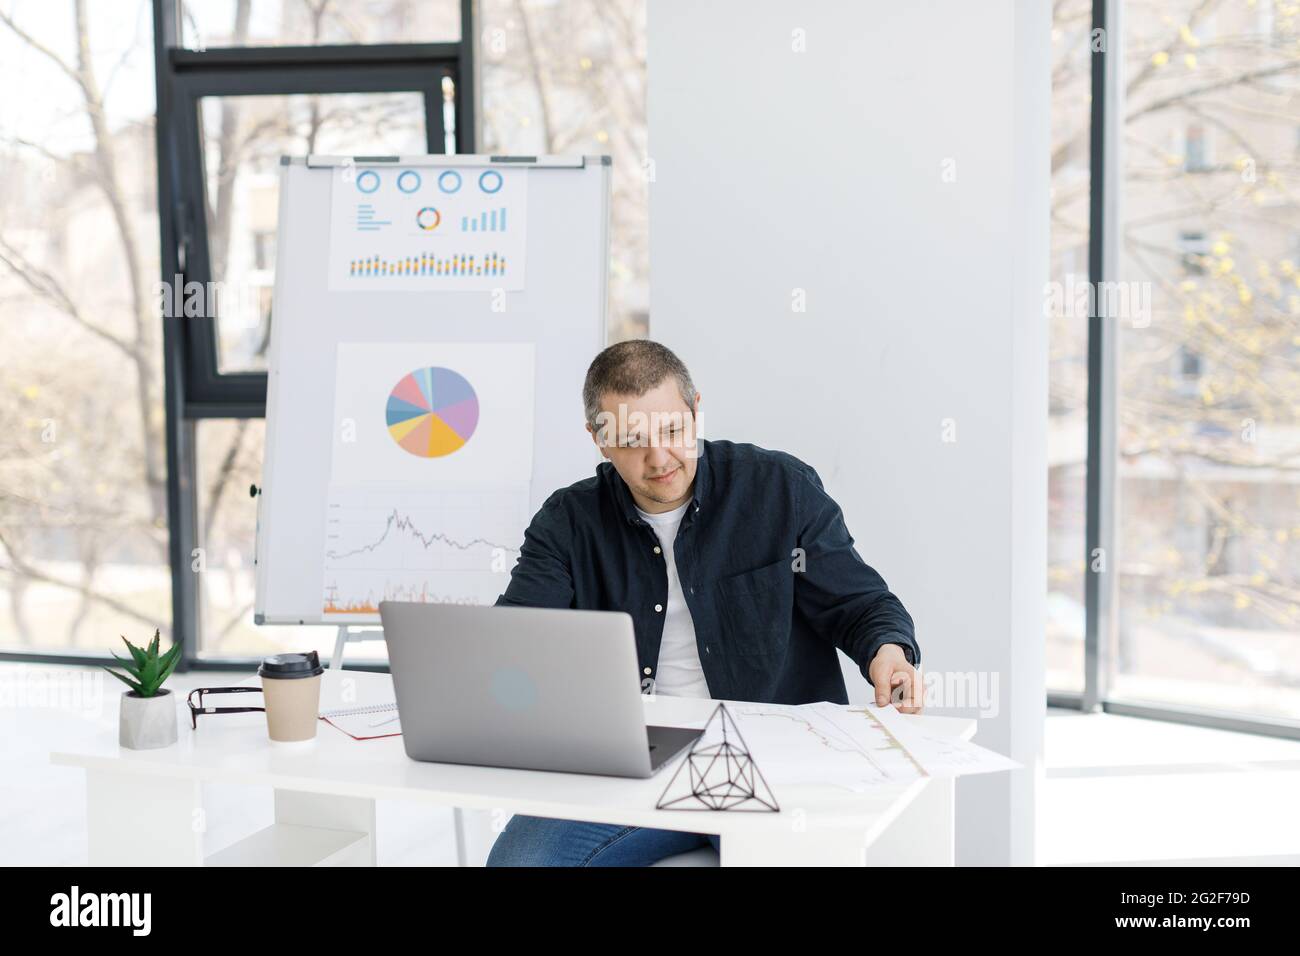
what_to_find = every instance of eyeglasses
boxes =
[186,687,265,730]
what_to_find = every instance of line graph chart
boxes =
[320,486,529,616]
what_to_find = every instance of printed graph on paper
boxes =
[320,486,529,616]
[725,702,926,791]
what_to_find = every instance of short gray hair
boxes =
[582,339,697,428]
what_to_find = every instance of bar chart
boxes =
[346,252,507,277]
[461,207,509,232]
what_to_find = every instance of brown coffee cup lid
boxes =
[258,650,324,680]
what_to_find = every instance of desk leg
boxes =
[86,770,204,866]
[452,808,497,866]
[453,808,469,866]
[719,779,955,866]
[273,789,376,866]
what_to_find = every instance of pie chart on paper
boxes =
[385,367,480,458]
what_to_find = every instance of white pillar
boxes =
[648,0,1050,865]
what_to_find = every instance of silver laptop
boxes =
[378,602,702,778]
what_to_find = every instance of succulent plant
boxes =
[103,629,181,697]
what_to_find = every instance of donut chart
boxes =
[416,206,441,230]
[385,367,480,458]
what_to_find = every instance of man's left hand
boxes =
[868,644,922,713]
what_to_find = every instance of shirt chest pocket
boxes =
[713,557,794,657]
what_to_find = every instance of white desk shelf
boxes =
[206,824,370,867]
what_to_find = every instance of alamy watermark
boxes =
[590,403,705,455]
[0,666,104,718]
[1045,274,1152,328]
[894,669,1001,718]
[154,273,261,321]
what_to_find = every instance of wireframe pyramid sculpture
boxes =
[656,703,780,812]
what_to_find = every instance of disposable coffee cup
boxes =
[258,651,324,744]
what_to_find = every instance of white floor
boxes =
[3,662,1298,865]
[1037,706,1300,866]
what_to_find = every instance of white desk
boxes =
[51,671,975,866]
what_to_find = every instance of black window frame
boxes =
[154,0,478,671]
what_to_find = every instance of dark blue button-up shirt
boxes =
[496,438,919,705]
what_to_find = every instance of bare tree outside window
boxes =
[0,0,169,651]
[1050,0,1300,719]
[480,0,649,343]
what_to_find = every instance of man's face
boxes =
[587,378,701,513]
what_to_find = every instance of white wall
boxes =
[647,0,1048,865]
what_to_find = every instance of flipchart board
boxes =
[254,155,610,625]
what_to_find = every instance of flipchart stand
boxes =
[329,625,385,670]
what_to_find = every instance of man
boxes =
[486,340,920,866]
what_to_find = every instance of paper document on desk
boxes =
[724,701,1019,792]
[319,702,401,740]
[726,702,926,793]
[833,702,1021,778]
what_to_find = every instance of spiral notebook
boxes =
[319,702,402,740]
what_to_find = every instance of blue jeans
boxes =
[486,815,720,866]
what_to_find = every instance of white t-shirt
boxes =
[635,498,711,698]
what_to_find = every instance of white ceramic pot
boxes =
[119,689,178,750]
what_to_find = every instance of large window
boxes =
[5,1,1295,734]
[1048,0,1300,731]
[1111,2,1300,721]
[479,0,648,342]
[0,1,170,657]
